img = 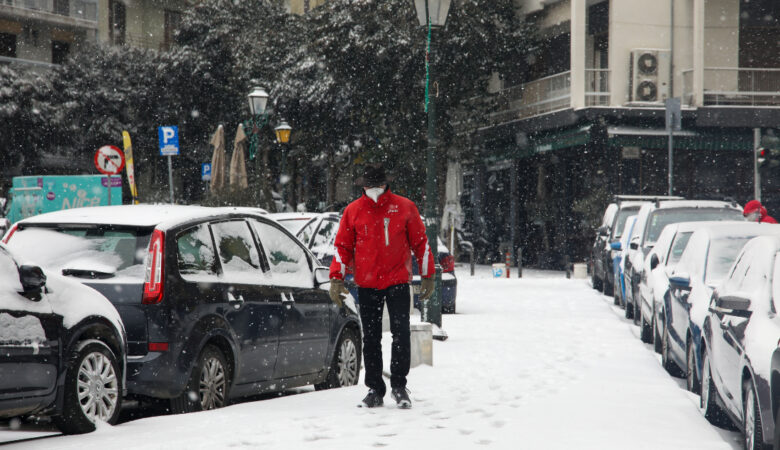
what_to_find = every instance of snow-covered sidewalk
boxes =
[4,266,741,449]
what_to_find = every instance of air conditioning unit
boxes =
[628,49,670,104]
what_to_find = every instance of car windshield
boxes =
[644,208,743,246]
[706,236,754,284]
[6,225,152,280]
[612,206,640,240]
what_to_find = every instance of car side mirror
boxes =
[598,226,609,237]
[314,267,330,286]
[610,241,622,251]
[715,295,751,317]
[19,265,46,293]
[669,273,691,291]
[650,254,660,270]
[630,242,639,250]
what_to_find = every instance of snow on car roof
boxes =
[680,220,780,239]
[17,205,268,229]
[651,200,740,210]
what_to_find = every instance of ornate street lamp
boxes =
[411,0,451,334]
[245,86,270,160]
[275,120,292,208]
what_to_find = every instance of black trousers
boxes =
[358,283,411,397]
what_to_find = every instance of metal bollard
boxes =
[517,247,523,278]
[565,255,571,279]
[461,241,475,276]
[505,251,511,278]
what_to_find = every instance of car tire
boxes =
[170,345,230,414]
[662,325,683,377]
[640,304,653,343]
[743,378,764,450]
[700,349,729,426]
[54,340,122,435]
[613,273,621,306]
[653,311,663,354]
[315,327,361,390]
[603,275,613,296]
[686,337,700,394]
[625,298,634,319]
[592,272,603,292]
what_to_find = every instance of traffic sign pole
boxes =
[168,156,174,204]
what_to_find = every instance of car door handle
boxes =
[720,320,729,330]
[227,292,245,303]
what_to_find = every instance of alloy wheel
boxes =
[745,385,756,450]
[199,356,226,410]
[337,338,358,386]
[77,351,119,422]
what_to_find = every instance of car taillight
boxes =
[440,254,455,273]
[2,223,18,244]
[148,342,169,352]
[142,229,165,305]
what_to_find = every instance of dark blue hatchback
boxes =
[7,205,362,413]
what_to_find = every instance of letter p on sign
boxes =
[158,126,180,156]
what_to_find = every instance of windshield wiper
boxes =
[62,268,115,279]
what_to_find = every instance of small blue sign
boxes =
[158,126,180,156]
[201,163,212,181]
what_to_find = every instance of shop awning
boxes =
[531,125,592,153]
[607,126,753,151]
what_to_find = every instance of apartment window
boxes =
[53,0,69,16]
[51,40,69,64]
[108,0,126,46]
[163,10,182,51]
[0,33,16,58]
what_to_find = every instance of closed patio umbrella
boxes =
[230,123,249,189]
[209,125,226,193]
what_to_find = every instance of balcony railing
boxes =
[682,67,780,107]
[1,0,98,23]
[585,68,610,106]
[0,54,56,70]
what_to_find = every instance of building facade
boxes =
[457,0,780,267]
[0,0,185,69]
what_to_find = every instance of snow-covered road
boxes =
[3,266,742,449]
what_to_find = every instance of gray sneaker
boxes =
[391,388,411,409]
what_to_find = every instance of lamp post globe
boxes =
[412,0,452,27]
[274,121,292,144]
[247,86,269,116]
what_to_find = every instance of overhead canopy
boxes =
[607,126,753,151]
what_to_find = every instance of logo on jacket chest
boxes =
[387,204,399,214]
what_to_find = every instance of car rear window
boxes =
[612,206,640,240]
[6,225,151,280]
[644,208,743,246]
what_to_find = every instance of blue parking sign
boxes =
[158,126,180,156]
[201,163,212,181]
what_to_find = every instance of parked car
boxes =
[611,215,638,308]
[0,243,126,434]
[665,223,780,397]
[592,196,665,295]
[700,235,780,449]
[5,205,362,414]
[623,200,743,322]
[270,212,458,314]
[640,222,697,352]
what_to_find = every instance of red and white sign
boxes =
[94,145,126,175]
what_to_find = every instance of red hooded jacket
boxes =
[330,189,434,290]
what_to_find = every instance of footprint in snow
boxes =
[459,429,475,435]
[492,420,506,428]
[476,439,493,445]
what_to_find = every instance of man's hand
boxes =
[329,278,349,307]
[419,277,435,301]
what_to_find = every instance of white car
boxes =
[665,222,780,393]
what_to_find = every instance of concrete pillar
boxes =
[692,0,705,106]
[570,0,587,109]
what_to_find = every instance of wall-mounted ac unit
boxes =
[628,49,670,104]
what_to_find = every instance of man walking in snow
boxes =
[329,163,435,409]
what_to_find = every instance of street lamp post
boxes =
[412,0,451,333]
[275,120,292,210]
[245,86,270,161]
